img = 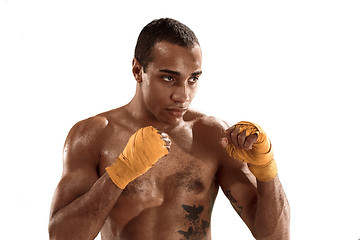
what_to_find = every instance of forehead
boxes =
[148,41,202,72]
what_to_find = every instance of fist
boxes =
[106,126,170,189]
[220,121,277,182]
[121,126,170,173]
[220,124,258,150]
[220,121,273,166]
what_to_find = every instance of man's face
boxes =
[139,41,202,126]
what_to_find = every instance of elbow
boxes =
[48,217,57,240]
[253,227,290,240]
[252,227,277,240]
[252,225,289,240]
[48,215,63,240]
[252,203,290,240]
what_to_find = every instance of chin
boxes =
[164,117,182,126]
[158,115,182,127]
[153,110,183,126]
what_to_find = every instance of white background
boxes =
[1,0,359,239]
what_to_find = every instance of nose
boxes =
[171,85,190,104]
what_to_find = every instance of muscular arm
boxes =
[253,177,290,239]
[216,121,290,239]
[49,117,122,240]
[218,159,289,239]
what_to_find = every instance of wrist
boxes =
[105,154,138,189]
[248,159,278,182]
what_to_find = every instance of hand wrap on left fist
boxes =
[225,121,277,182]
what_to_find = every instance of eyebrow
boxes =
[191,70,202,77]
[159,69,180,76]
[159,69,202,77]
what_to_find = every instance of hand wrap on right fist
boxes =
[106,126,169,189]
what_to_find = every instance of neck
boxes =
[125,90,183,132]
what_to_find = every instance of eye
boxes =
[188,77,199,84]
[162,75,174,82]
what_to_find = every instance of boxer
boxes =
[49,18,290,240]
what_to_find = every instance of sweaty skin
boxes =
[51,108,226,239]
[98,109,222,239]
[49,41,290,240]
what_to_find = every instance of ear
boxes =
[132,58,143,83]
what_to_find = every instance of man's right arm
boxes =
[49,117,123,240]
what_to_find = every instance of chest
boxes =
[97,128,219,200]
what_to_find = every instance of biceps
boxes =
[219,181,257,232]
[218,159,257,224]
[222,182,256,214]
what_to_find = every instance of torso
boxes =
[94,107,225,240]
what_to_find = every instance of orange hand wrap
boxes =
[225,121,277,182]
[106,126,169,189]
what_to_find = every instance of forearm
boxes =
[253,176,290,240]
[49,173,123,240]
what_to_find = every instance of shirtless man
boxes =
[49,18,290,240]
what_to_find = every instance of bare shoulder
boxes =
[66,114,109,149]
[184,110,230,157]
[66,107,127,144]
[188,109,249,167]
[187,109,229,137]
[62,114,108,170]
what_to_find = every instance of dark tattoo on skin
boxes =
[178,204,210,239]
[226,190,237,203]
[208,192,217,217]
[226,190,243,217]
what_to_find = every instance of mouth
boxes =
[166,107,188,117]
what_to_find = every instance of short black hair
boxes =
[134,18,199,72]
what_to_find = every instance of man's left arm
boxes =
[252,176,290,239]
[218,121,290,239]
